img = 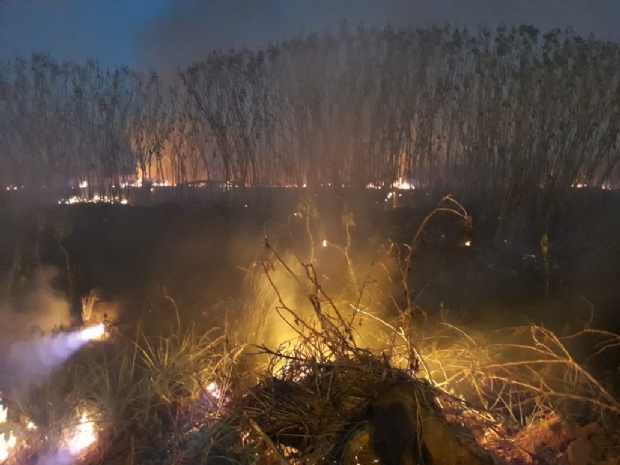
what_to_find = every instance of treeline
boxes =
[1,23,619,232]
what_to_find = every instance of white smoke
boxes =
[0,267,74,389]
[0,266,71,340]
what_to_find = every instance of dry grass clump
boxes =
[420,322,620,422]
[81,290,100,324]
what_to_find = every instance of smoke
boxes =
[136,0,620,73]
[3,327,103,389]
[0,267,76,389]
[0,267,72,339]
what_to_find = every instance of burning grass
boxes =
[0,322,240,464]
[1,196,619,464]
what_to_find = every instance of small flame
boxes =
[0,432,16,461]
[0,404,16,461]
[68,413,96,455]
[393,178,414,190]
[80,324,106,341]
[464,240,472,247]
[205,382,222,399]
[322,239,327,247]
[79,181,88,188]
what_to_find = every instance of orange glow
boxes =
[66,412,97,455]
[0,404,16,461]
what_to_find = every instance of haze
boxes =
[1,0,619,72]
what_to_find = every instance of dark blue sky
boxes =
[0,0,167,67]
[1,0,620,71]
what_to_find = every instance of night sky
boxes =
[1,0,620,72]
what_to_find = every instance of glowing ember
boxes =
[80,324,106,341]
[322,239,327,247]
[205,382,222,399]
[58,194,130,205]
[464,240,472,247]
[67,413,96,455]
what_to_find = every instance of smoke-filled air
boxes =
[0,1,620,464]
